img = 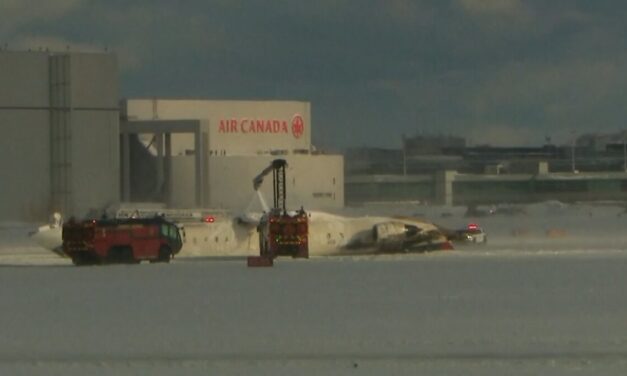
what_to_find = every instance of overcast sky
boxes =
[2,0,626,150]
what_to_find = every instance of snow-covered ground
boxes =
[2,202,627,375]
[2,253,627,375]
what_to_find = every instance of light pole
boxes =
[571,131,576,173]
[623,131,626,172]
[402,135,407,177]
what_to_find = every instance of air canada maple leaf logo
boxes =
[291,114,304,139]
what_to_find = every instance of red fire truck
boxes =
[258,207,309,259]
[250,159,309,266]
[62,217,183,265]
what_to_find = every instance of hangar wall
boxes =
[0,110,51,219]
[167,155,343,210]
[0,51,119,221]
[71,111,119,215]
[122,99,344,210]
[0,53,51,220]
[209,155,342,210]
[123,99,311,155]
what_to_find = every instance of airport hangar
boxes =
[0,50,343,222]
[121,99,344,211]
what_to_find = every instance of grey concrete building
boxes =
[0,51,119,221]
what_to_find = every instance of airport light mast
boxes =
[623,131,626,172]
[402,134,407,176]
[570,131,577,174]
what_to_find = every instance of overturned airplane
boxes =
[30,208,455,259]
[32,159,460,259]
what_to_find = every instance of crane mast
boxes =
[253,159,287,212]
[273,162,286,212]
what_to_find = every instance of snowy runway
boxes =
[2,251,627,375]
[3,201,627,374]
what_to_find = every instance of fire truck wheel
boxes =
[70,255,84,266]
[158,245,172,263]
[107,246,134,264]
[71,253,97,266]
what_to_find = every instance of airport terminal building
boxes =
[0,50,343,221]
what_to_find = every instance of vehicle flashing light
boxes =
[203,216,215,223]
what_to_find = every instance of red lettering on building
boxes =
[218,117,299,135]
[256,120,265,133]
[255,120,264,132]
[219,119,239,133]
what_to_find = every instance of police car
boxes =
[451,223,487,244]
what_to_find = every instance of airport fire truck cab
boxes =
[62,217,182,265]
